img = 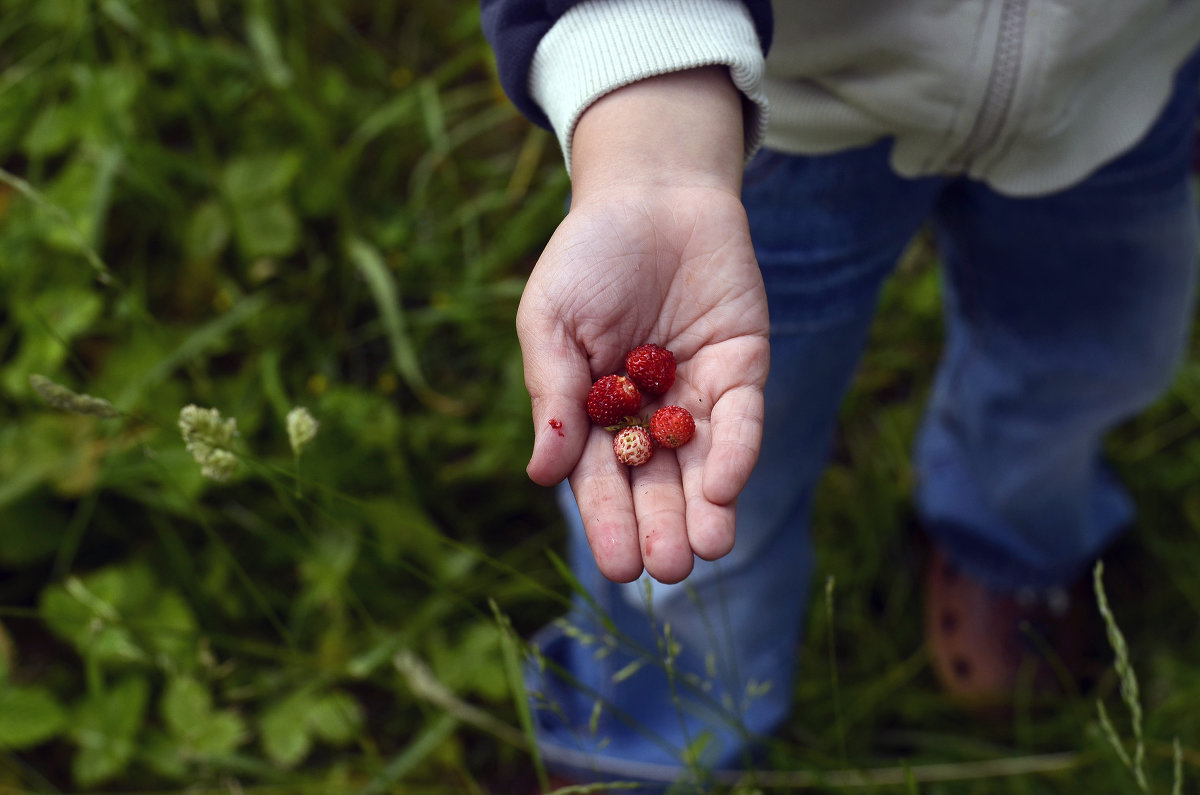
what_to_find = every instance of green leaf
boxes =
[2,285,103,394]
[39,562,160,664]
[259,691,315,768]
[162,676,211,736]
[22,103,82,158]
[308,691,363,745]
[298,528,359,604]
[79,66,141,145]
[233,200,299,259]
[185,200,232,262]
[161,676,246,759]
[191,711,246,756]
[144,590,198,666]
[39,147,122,254]
[140,730,188,780]
[70,675,149,786]
[84,624,148,665]
[0,415,108,513]
[221,152,300,203]
[0,683,67,749]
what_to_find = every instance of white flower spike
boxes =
[179,404,239,481]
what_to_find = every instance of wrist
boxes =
[569,67,746,201]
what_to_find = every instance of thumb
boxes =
[519,324,593,487]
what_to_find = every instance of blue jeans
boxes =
[527,53,1200,784]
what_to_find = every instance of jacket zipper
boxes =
[950,0,1030,171]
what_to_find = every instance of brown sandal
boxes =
[924,548,1085,709]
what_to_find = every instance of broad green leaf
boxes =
[80,66,141,145]
[221,152,300,203]
[40,147,121,254]
[144,591,198,666]
[190,711,246,756]
[0,684,66,748]
[2,286,103,395]
[39,561,159,663]
[22,103,82,158]
[84,625,147,665]
[28,282,105,332]
[233,200,299,259]
[140,731,188,780]
[185,200,232,262]
[70,675,149,786]
[298,529,358,603]
[308,691,363,745]
[162,676,211,736]
[40,582,109,648]
[161,677,246,759]
[0,415,107,512]
[259,691,315,768]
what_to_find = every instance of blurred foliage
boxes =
[0,0,568,790]
[2,0,1200,792]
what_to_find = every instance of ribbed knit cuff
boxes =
[529,0,768,175]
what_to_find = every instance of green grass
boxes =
[0,1,1198,793]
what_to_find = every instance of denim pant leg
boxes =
[527,142,944,783]
[916,54,1200,591]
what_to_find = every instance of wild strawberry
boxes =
[613,426,653,466]
[649,405,695,449]
[625,344,676,396]
[586,374,641,426]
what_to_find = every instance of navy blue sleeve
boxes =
[480,0,773,129]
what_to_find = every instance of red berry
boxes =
[613,426,653,466]
[625,344,676,396]
[586,374,642,426]
[649,405,695,449]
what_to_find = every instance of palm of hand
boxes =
[517,186,769,584]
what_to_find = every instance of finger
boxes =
[629,450,692,584]
[676,415,738,561]
[702,384,764,506]
[527,393,589,486]
[569,426,643,582]
[518,320,592,487]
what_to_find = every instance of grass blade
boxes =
[1093,561,1149,792]
[491,599,547,792]
[347,235,464,415]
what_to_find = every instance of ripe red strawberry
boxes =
[649,405,695,449]
[625,344,676,396]
[586,374,642,426]
[613,426,653,466]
